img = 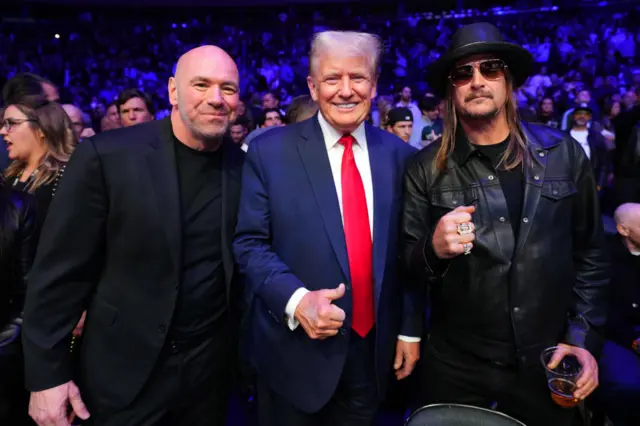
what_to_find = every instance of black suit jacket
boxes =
[22,117,244,410]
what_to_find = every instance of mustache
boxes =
[465,92,493,102]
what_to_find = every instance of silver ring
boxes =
[463,243,472,255]
[457,223,472,235]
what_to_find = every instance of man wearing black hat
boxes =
[568,103,610,192]
[401,22,609,425]
[385,107,414,144]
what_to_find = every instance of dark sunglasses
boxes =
[449,59,507,87]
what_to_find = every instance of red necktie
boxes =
[338,134,374,337]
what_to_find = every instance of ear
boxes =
[307,76,319,102]
[617,223,629,237]
[370,77,378,101]
[168,77,178,106]
[36,127,46,143]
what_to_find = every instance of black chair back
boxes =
[406,404,527,426]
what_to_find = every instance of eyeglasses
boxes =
[449,59,507,87]
[1,118,36,132]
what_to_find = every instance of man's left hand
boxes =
[394,340,420,380]
[547,343,599,400]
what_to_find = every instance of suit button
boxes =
[513,307,521,313]
[499,217,506,222]
[633,303,638,309]
[522,217,529,223]
[488,175,495,181]
[158,324,166,333]
[174,282,179,289]
[339,328,346,336]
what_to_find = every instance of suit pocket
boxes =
[541,179,577,201]
[91,299,118,327]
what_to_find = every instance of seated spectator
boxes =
[62,104,96,141]
[417,96,442,147]
[284,95,318,124]
[116,88,155,127]
[592,203,640,425]
[385,107,413,144]
[100,102,121,132]
[230,116,250,151]
[534,97,561,128]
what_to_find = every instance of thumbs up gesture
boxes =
[294,284,347,340]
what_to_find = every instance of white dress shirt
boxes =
[284,113,419,342]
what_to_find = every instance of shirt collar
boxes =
[317,112,367,152]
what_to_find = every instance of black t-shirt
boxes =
[475,137,524,237]
[170,137,226,340]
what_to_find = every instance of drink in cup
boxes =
[540,346,582,408]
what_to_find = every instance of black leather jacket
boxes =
[0,188,38,350]
[402,122,610,366]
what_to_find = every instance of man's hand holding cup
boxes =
[432,205,476,259]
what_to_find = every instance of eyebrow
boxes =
[189,76,238,88]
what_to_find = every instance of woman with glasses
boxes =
[0,176,38,425]
[0,95,78,221]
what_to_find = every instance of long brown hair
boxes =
[4,96,78,193]
[434,71,529,172]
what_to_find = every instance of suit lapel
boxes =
[146,118,182,274]
[297,117,350,281]
[366,126,392,303]
[221,141,243,302]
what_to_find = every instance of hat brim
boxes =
[427,42,534,98]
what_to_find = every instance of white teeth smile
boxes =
[336,103,357,109]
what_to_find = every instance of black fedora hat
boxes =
[428,22,534,97]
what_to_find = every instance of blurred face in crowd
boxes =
[101,104,121,131]
[609,101,621,118]
[62,104,85,139]
[1,105,46,163]
[262,93,278,109]
[452,54,508,121]
[263,111,283,128]
[42,82,59,102]
[308,53,377,134]
[119,97,154,127]
[576,90,591,104]
[169,45,240,142]
[106,104,119,123]
[230,124,247,143]
[623,91,637,110]
[387,121,412,142]
[573,110,591,128]
[237,101,246,116]
[400,86,412,102]
[425,108,439,122]
[541,98,554,114]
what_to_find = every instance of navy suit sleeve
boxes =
[397,143,427,338]
[233,141,306,320]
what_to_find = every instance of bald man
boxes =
[62,104,96,140]
[592,203,640,424]
[22,45,244,426]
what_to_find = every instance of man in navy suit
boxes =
[233,31,424,426]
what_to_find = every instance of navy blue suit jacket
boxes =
[233,115,425,413]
